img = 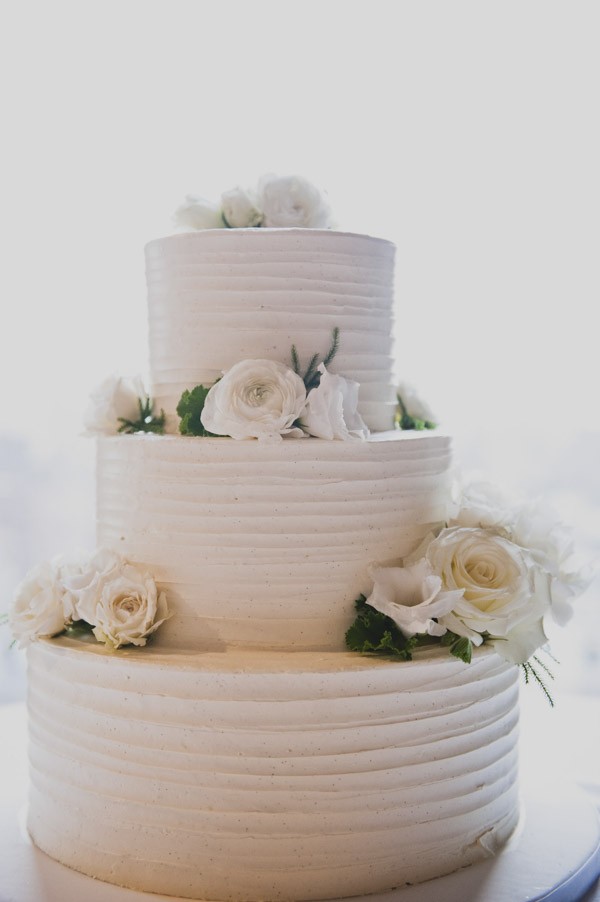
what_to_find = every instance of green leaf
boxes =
[65,620,95,638]
[395,392,436,431]
[449,636,473,663]
[176,385,217,436]
[345,596,422,660]
[395,412,436,431]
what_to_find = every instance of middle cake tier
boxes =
[96,431,453,651]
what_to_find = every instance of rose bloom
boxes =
[82,564,169,649]
[257,174,332,229]
[83,374,146,436]
[423,526,549,663]
[221,186,263,228]
[172,194,225,230]
[9,561,68,648]
[201,359,307,441]
[300,364,369,441]
[57,548,123,621]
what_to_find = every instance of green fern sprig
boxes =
[302,353,321,389]
[291,327,341,391]
[290,345,301,375]
[118,397,166,435]
[321,326,340,369]
[521,658,555,707]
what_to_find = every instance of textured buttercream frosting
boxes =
[26,224,523,901]
[145,228,397,433]
[96,430,453,651]
[27,638,520,901]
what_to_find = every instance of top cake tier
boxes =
[145,229,397,432]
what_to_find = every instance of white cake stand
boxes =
[1,704,599,902]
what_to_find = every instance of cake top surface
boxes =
[145,226,395,255]
[38,633,506,678]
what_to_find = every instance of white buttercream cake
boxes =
[24,226,521,901]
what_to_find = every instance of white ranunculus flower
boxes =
[9,561,68,648]
[257,174,333,229]
[200,359,307,441]
[366,560,464,639]
[82,563,170,649]
[57,548,123,622]
[300,364,369,441]
[83,374,146,436]
[221,186,263,228]
[172,194,225,230]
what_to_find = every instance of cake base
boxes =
[24,638,520,900]
[1,703,599,901]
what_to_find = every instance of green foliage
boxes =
[118,397,166,435]
[345,595,425,660]
[64,620,95,638]
[521,654,556,707]
[441,631,473,663]
[291,327,341,391]
[177,385,217,436]
[396,412,437,431]
[395,393,436,431]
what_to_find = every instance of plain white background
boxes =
[0,1,598,691]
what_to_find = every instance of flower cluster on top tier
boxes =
[173,173,333,231]
[9,549,169,650]
[347,481,590,691]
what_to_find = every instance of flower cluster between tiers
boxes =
[346,481,590,675]
[173,174,333,231]
[9,549,169,650]
[83,329,436,443]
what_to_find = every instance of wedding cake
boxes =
[11,176,584,901]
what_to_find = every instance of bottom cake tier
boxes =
[26,637,520,902]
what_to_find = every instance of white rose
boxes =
[83,374,146,436]
[221,186,263,228]
[424,526,549,662]
[82,563,169,649]
[366,559,464,639]
[9,561,68,648]
[200,359,307,441]
[172,194,225,230]
[300,364,369,441]
[57,548,123,622]
[396,382,436,424]
[258,174,332,229]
